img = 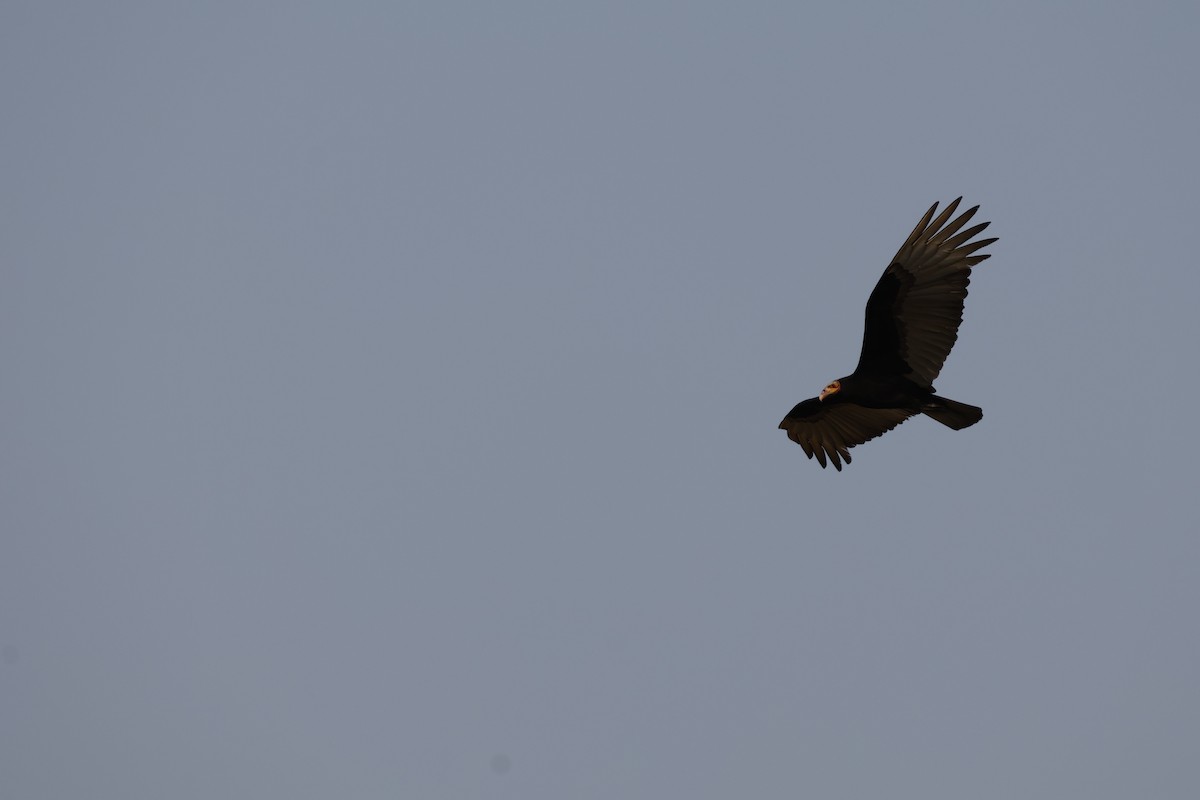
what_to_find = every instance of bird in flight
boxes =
[779,198,997,470]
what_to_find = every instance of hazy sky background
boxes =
[3,2,1199,798]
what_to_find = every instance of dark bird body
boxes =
[779,198,997,470]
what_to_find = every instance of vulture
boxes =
[779,198,997,470]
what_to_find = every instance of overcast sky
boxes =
[3,3,1199,799]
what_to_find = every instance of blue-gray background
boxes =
[3,3,1198,798]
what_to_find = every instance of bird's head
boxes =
[819,380,842,401]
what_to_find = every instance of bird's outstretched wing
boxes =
[778,400,917,471]
[856,198,997,389]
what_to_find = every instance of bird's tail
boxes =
[923,396,983,430]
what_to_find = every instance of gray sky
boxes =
[3,2,1199,798]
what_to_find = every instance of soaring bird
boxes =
[779,198,997,470]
